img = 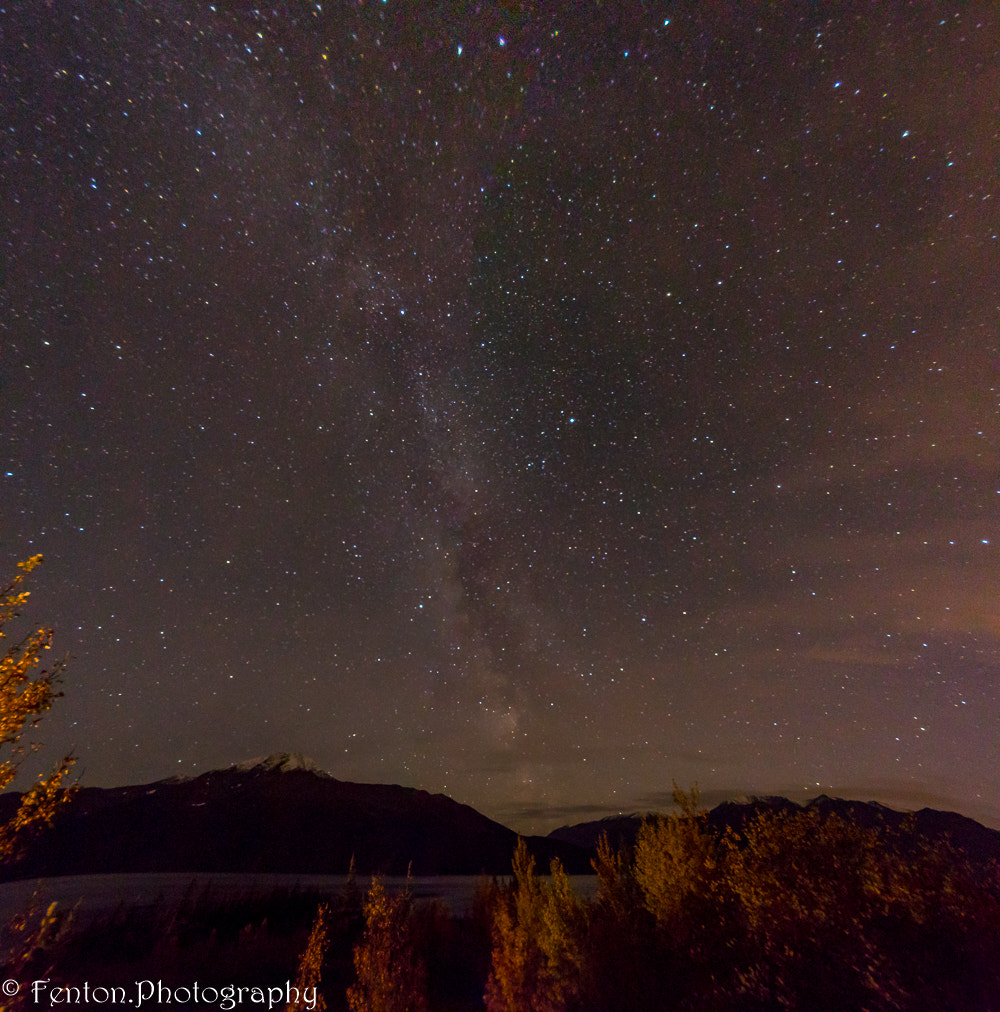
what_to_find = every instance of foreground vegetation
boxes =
[478,789,1000,1011]
[1,555,75,994]
[6,787,999,1011]
[0,556,75,867]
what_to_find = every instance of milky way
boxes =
[3,4,997,832]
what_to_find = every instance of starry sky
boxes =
[3,3,997,834]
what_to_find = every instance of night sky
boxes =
[3,3,997,834]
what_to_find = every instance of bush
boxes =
[477,792,1000,1012]
[484,839,584,1012]
[347,877,428,1012]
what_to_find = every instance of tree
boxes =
[287,903,330,1012]
[1,555,75,993]
[633,785,720,939]
[0,555,74,865]
[711,803,1000,1009]
[583,834,664,1012]
[347,877,428,1012]
[485,839,584,1012]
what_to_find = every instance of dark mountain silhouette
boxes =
[547,814,644,853]
[548,794,1000,865]
[5,759,996,883]
[0,753,590,880]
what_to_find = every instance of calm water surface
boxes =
[0,871,599,925]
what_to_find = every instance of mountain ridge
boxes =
[547,793,1000,865]
[3,758,997,880]
[226,751,332,776]
[0,754,590,880]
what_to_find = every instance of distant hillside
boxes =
[0,753,590,880]
[547,814,644,853]
[548,794,1000,865]
[6,760,995,883]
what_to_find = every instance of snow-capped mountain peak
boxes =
[227,752,330,776]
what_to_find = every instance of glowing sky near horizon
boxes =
[3,3,997,833]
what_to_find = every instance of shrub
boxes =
[484,839,584,1012]
[347,877,428,1012]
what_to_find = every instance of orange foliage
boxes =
[483,790,1000,1011]
[347,877,428,1012]
[0,555,74,865]
[484,838,584,1012]
[633,784,720,940]
[287,902,330,1012]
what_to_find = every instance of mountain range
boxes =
[1,753,996,880]
[549,793,1000,865]
[0,753,590,879]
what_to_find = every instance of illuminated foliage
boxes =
[716,807,903,1008]
[0,899,68,1008]
[482,793,1000,1012]
[0,555,74,865]
[287,902,330,1012]
[485,838,584,1012]
[633,785,720,937]
[582,833,664,1012]
[346,877,428,1012]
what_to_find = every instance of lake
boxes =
[0,871,599,927]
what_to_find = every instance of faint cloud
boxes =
[632,786,755,813]
[818,782,1000,828]
[497,801,627,833]
[799,644,897,668]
